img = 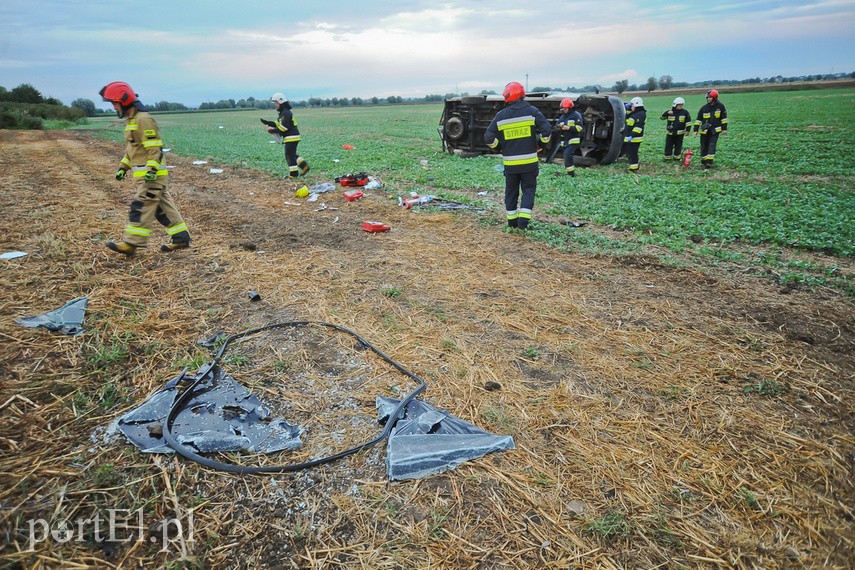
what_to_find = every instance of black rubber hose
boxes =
[161,321,426,474]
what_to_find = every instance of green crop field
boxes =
[79,88,855,294]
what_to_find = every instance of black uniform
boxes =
[484,99,552,229]
[263,102,309,178]
[556,109,583,175]
[623,106,646,172]
[693,99,728,167]
[660,106,692,160]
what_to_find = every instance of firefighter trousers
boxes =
[699,133,719,166]
[626,141,642,172]
[563,143,578,173]
[122,181,190,247]
[664,134,685,159]
[504,169,538,229]
[284,142,309,178]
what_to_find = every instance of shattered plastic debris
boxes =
[364,177,382,190]
[1,251,27,260]
[209,168,224,174]
[377,397,515,481]
[15,296,88,336]
[309,182,336,194]
[192,160,208,165]
[114,364,302,455]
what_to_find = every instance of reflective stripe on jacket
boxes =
[274,105,302,143]
[484,100,552,172]
[122,107,168,179]
[623,108,646,143]
[694,101,728,134]
[557,110,583,145]
[660,108,692,136]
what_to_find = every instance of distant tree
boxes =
[613,79,629,94]
[371,97,379,105]
[71,98,97,117]
[10,83,44,104]
[658,75,673,90]
[152,101,188,111]
[646,77,658,92]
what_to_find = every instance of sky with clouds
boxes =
[1,0,853,108]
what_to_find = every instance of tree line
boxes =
[609,72,854,94]
[0,84,85,129]
[2,70,854,128]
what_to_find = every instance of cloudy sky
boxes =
[1,1,853,108]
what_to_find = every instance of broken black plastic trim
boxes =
[161,320,427,474]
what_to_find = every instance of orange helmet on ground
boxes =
[706,89,719,99]
[99,82,137,106]
[503,82,525,103]
[560,98,574,109]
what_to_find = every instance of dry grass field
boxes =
[1,130,852,569]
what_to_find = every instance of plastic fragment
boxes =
[15,296,88,336]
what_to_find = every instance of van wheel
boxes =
[444,117,465,140]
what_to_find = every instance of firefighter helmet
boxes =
[560,98,574,110]
[99,82,136,106]
[271,92,288,104]
[706,89,719,99]
[630,97,644,108]
[502,82,525,103]
[673,97,685,106]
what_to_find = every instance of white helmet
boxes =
[630,97,644,107]
[271,92,288,104]
[673,97,685,106]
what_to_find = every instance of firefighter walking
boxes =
[660,97,691,161]
[484,82,552,230]
[623,97,646,173]
[261,93,310,179]
[693,89,728,168]
[100,82,190,255]
[556,98,583,176]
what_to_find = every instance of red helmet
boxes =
[503,82,525,103]
[99,82,137,106]
[560,98,574,109]
[706,89,719,99]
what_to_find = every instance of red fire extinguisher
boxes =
[682,149,693,167]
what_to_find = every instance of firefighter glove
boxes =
[115,169,126,181]
[144,169,158,182]
[260,118,275,127]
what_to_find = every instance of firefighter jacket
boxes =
[484,99,552,173]
[118,105,168,182]
[660,107,692,136]
[693,100,727,135]
[556,110,583,145]
[623,107,646,143]
[272,104,302,143]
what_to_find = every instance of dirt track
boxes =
[1,129,853,568]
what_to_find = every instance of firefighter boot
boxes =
[298,157,311,176]
[160,241,190,253]
[105,241,137,256]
